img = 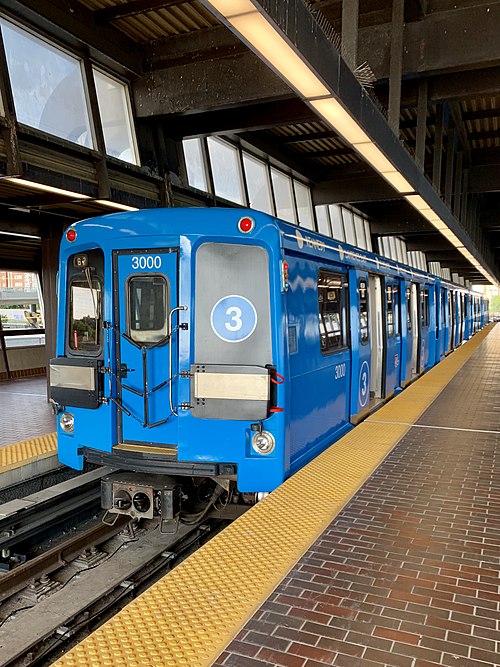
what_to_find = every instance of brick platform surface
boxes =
[214,325,500,667]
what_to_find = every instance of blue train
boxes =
[50,208,488,529]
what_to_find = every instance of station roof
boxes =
[0,0,499,284]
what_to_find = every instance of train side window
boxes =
[127,275,169,344]
[359,279,369,344]
[386,283,394,337]
[420,287,429,327]
[69,276,102,353]
[318,270,348,353]
[406,287,412,331]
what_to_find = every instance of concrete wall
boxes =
[0,345,46,376]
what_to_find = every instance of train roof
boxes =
[66,208,477,293]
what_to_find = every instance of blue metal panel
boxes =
[285,254,350,466]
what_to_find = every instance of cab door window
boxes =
[127,275,169,343]
[67,249,104,355]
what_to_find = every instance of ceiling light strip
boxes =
[203,1,495,284]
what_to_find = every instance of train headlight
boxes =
[59,412,75,433]
[251,430,275,455]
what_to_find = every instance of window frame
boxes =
[68,275,103,357]
[126,273,170,345]
[0,17,96,150]
[92,65,140,165]
[359,278,369,345]
[317,269,350,355]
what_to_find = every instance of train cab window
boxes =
[386,284,394,337]
[420,287,429,327]
[406,287,412,331]
[359,279,369,345]
[127,275,169,344]
[67,249,104,355]
[69,276,102,353]
[318,270,348,353]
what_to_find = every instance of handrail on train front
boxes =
[168,305,188,417]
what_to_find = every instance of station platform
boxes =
[0,377,57,488]
[50,322,499,667]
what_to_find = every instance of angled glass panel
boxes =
[183,138,208,192]
[294,180,314,230]
[271,168,296,223]
[364,219,372,252]
[207,137,245,204]
[342,208,356,246]
[315,205,332,237]
[353,214,367,249]
[329,205,345,241]
[93,68,139,164]
[242,153,273,214]
[0,20,93,148]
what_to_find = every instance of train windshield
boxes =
[69,275,102,352]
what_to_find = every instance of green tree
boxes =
[489,294,500,314]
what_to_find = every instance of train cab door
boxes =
[349,270,370,423]
[368,274,383,402]
[383,277,401,397]
[114,248,180,445]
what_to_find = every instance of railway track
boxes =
[0,471,234,667]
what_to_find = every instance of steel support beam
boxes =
[415,78,428,169]
[341,0,359,70]
[388,0,405,134]
[432,103,444,190]
[358,4,500,81]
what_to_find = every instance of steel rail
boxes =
[0,516,130,604]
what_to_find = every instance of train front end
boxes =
[50,209,287,526]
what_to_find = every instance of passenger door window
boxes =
[318,270,349,353]
[359,279,369,345]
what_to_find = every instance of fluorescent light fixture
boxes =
[354,142,396,173]
[229,11,330,99]
[204,0,495,283]
[203,0,256,18]
[3,177,90,200]
[404,194,432,211]
[95,200,139,212]
[380,171,414,194]
[309,97,370,145]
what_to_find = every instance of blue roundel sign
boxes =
[210,295,258,343]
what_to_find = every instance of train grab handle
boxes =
[169,305,188,417]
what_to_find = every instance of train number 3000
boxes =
[131,255,162,270]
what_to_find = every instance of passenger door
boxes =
[349,270,370,422]
[383,277,401,397]
[114,248,179,445]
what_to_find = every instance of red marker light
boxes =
[238,216,254,233]
[283,262,289,272]
[66,228,77,242]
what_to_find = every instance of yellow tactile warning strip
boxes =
[0,432,57,473]
[54,324,495,667]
